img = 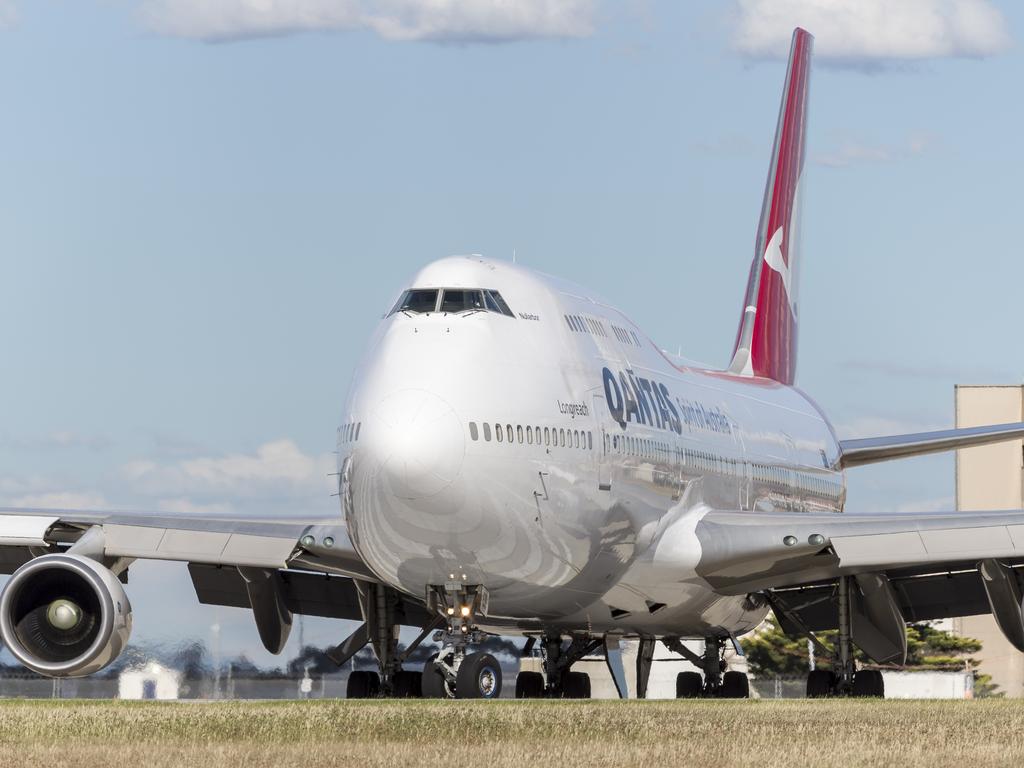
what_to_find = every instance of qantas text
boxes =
[601,367,733,436]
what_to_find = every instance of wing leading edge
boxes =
[838,421,1024,468]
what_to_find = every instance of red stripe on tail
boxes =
[729,28,812,385]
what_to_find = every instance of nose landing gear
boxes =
[421,582,502,699]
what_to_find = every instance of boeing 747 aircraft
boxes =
[3,28,1024,700]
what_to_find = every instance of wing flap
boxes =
[0,515,60,546]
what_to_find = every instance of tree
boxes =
[740,613,1001,697]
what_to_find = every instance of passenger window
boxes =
[496,424,503,442]
[483,423,491,441]
[355,423,361,441]
[469,422,478,441]
[559,429,565,447]
[440,289,485,314]
[544,427,550,445]
[390,289,439,315]
[507,424,514,444]
[588,432,592,450]
[526,426,533,444]
[573,430,580,448]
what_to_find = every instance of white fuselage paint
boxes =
[338,256,846,639]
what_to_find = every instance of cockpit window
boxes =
[440,289,485,314]
[390,289,439,315]
[484,290,514,317]
[390,287,515,317]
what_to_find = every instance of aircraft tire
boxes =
[721,671,750,699]
[392,669,421,698]
[455,652,503,699]
[421,654,449,699]
[347,670,381,699]
[676,671,703,699]
[806,669,833,698]
[515,671,545,699]
[852,670,885,698]
[561,671,591,699]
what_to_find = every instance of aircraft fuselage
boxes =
[339,256,845,639]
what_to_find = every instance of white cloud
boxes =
[140,0,597,43]
[122,439,335,499]
[733,0,1012,67]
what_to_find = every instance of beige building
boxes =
[953,385,1024,697]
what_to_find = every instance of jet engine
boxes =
[0,553,132,677]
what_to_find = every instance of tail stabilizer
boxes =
[729,28,813,385]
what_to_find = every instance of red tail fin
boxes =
[729,28,812,385]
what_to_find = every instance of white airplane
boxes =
[3,27,1024,701]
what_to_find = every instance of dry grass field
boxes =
[0,699,1021,768]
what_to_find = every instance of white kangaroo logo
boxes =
[764,225,797,318]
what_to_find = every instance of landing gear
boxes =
[561,670,592,699]
[806,669,833,698]
[421,653,449,699]
[328,581,442,699]
[515,671,545,699]
[852,669,884,698]
[456,652,502,699]
[391,669,422,698]
[664,635,750,699]
[676,671,702,698]
[721,670,750,699]
[346,670,381,699]
[420,581,504,699]
[771,576,888,699]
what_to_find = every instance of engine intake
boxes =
[0,553,132,677]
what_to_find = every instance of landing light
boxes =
[300,535,315,548]
[783,535,797,547]
[323,536,335,548]
[447,607,455,616]
[460,605,471,618]
[808,534,825,546]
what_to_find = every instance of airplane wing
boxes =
[690,507,1024,664]
[0,505,375,579]
[837,421,1024,468]
[0,505,409,669]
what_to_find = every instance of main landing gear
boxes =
[769,576,886,698]
[514,633,604,698]
[327,581,444,699]
[661,636,749,699]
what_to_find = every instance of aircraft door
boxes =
[593,394,611,491]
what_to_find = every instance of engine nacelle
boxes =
[0,553,132,677]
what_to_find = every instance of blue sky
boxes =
[0,0,1022,662]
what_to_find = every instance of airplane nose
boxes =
[365,389,465,500]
